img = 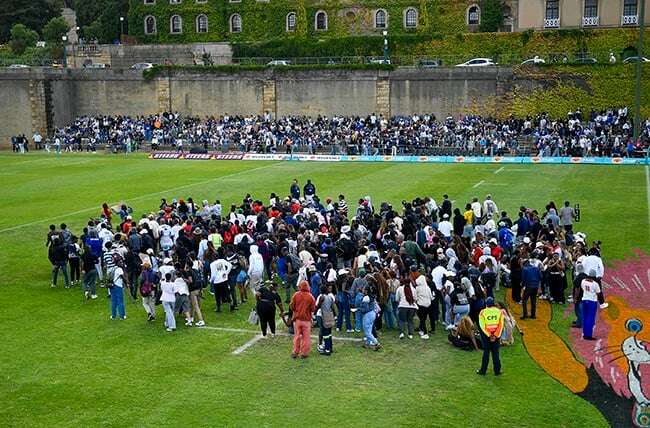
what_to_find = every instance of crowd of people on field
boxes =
[46,179,607,370]
[22,107,650,157]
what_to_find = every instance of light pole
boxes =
[120,16,125,42]
[382,30,389,63]
[62,35,68,68]
[632,0,646,145]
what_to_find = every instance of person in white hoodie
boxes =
[210,249,232,312]
[414,270,434,339]
[248,245,265,293]
[160,273,177,332]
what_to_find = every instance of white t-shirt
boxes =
[438,221,452,238]
[112,267,124,288]
[431,265,447,291]
[581,278,601,301]
[173,278,189,295]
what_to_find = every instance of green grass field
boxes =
[1,153,648,427]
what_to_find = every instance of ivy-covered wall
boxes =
[127,0,467,43]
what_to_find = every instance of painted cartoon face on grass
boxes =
[570,251,650,427]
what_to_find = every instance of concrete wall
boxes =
[0,67,518,148]
[0,75,32,145]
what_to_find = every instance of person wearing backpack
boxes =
[81,243,99,299]
[450,281,471,327]
[315,284,337,355]
[140,260,159,321]
[68,236,82,286]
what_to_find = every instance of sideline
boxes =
[472,179,485,188]
[494,166,505,174]
[232,334,264,355]
[646,165,650,229]
[0,163,279,234]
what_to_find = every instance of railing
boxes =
[544,18,560,28]
[621,14,638,25]
[582,16,599,26]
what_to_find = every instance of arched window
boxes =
[467,5,480,25]
[144,15,157,34]
[196,14,208,33]
[170,15,182,34]
[404,8,418,28]
[315,11,328,30]
[230,14,242,33]
[375,9,387,28]
[286,12,297,32]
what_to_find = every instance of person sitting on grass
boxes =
[448,315,481,351]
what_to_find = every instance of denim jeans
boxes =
[355,309,363,331]
[362,311,378,346]
[110,287,125,319]
[383,302,396,329]
[83,269,97,295]
[163,301,176,329]
[52,262,70,287]
[336,292,351,331]
[453,304,470,325]
[574,300,583,327]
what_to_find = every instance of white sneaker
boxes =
[91,294,98,299]
[418,331,424,336]
[185,320,193,326]
[195,320,205,327]
[422,334,430,339]
[600,303,609,309]
[399,333,405,339]
[408,335,413,339]
[336,328,340,332]
[166,327,173,332]
[84,291,90,299]
[346,329,354,333]
[445,324,455,331]
[51,283,56,288]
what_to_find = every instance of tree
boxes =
[479,0,505,33]
[72,0,128,43]
[43,16,70,45]
[0,0,58,43]
[8,24,39,55]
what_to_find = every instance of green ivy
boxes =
[127,0,464,43]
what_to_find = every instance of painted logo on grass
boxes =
[569,251,650,427]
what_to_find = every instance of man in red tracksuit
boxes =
[290,280,316,359]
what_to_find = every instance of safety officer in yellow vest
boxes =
[477,297,504,376]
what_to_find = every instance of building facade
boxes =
[515,0,650,30]
[128,0,650,43]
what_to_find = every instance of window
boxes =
[196,14,208,33]
[404,8,418,28]
[230,14,242,33]
[545,0,559,19]
[467,4,480,25]
[583,0,597,17]
[144,16,157,34]
[623,0,638,16]
[315,11,328,30]
[375,9,387,28]
[170,15,182,34]
[286,12,297,32]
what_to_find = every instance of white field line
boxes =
[0,163,279,234]
[200,325,363,343]
[232,334,264,355]
[472,180,485,188]
[494,166,505,174]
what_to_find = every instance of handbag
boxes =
[248,308,259,325]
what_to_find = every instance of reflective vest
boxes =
[479,307,504,338]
